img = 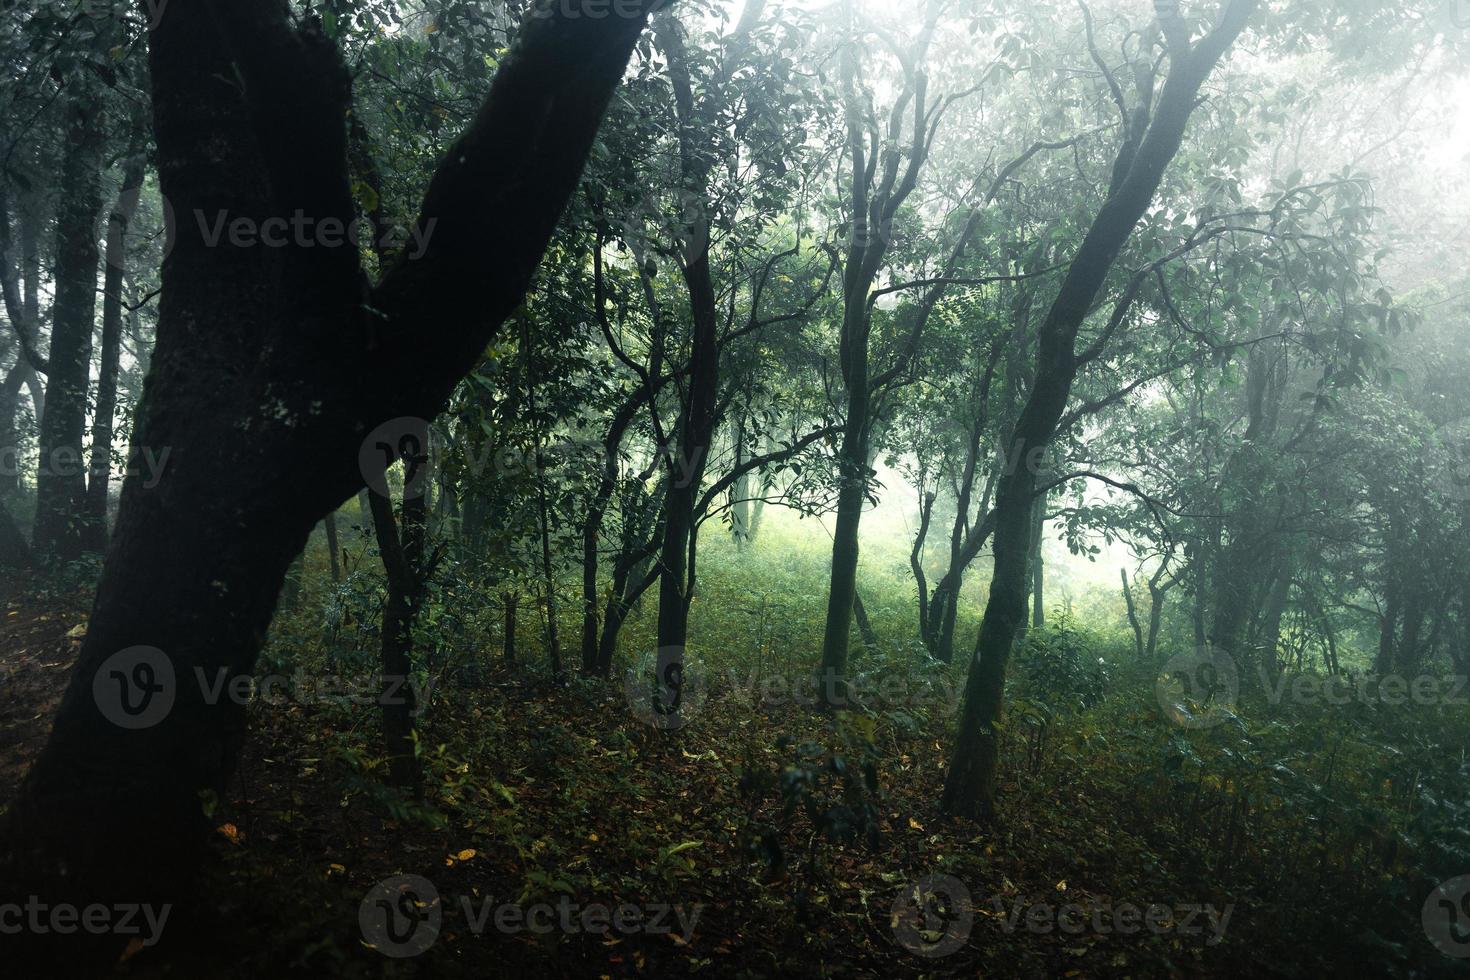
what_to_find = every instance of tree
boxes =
[942,0,1260,820]
[0,1,665,967]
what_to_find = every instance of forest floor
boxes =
[1,533,1466,978]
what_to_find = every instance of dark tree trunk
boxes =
[368,481,426,796]
[1123,569,1145,660]
[580,375,654,673]
[0,494,27,568]
[535,444,563,679]
[1029,494,1046,629]
[912,490,935,643]
[817,11,943,701]
[942,0,1257,821]
[33,96,103,561]
[0,362,28,499]
[595,482,667,675]
[1145,566,1172,663]
[323,512,341,583]
[652,14,720,672]
[852,588,878,654]
[0,3,662,968]
[82,117,149,552]
[503,590,518,664]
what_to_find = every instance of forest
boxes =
[0,0,1467,976]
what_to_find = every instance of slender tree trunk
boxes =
[1123,568,1145,660]
[912,490,935,643]
[1145,569,1170,663]
[581,389,648,673]
[819,426,867,702]
[503,590,518,664]
[652,14,720,672]
[33,96,103,561]
[368,484,425,796]
[943,0,1258,819]
[1029,494,1046,629]
[323,512,341,582]
[853,588,878,654]
[0,495,27,568]
[82,116,149,552]
[0,362,27,499]
[534,442,563,679]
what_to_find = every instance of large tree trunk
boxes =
[0,3,662,968]
[32,96,103,561]
[942,0,1258,821]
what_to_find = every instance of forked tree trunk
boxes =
[0,3,663,969]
